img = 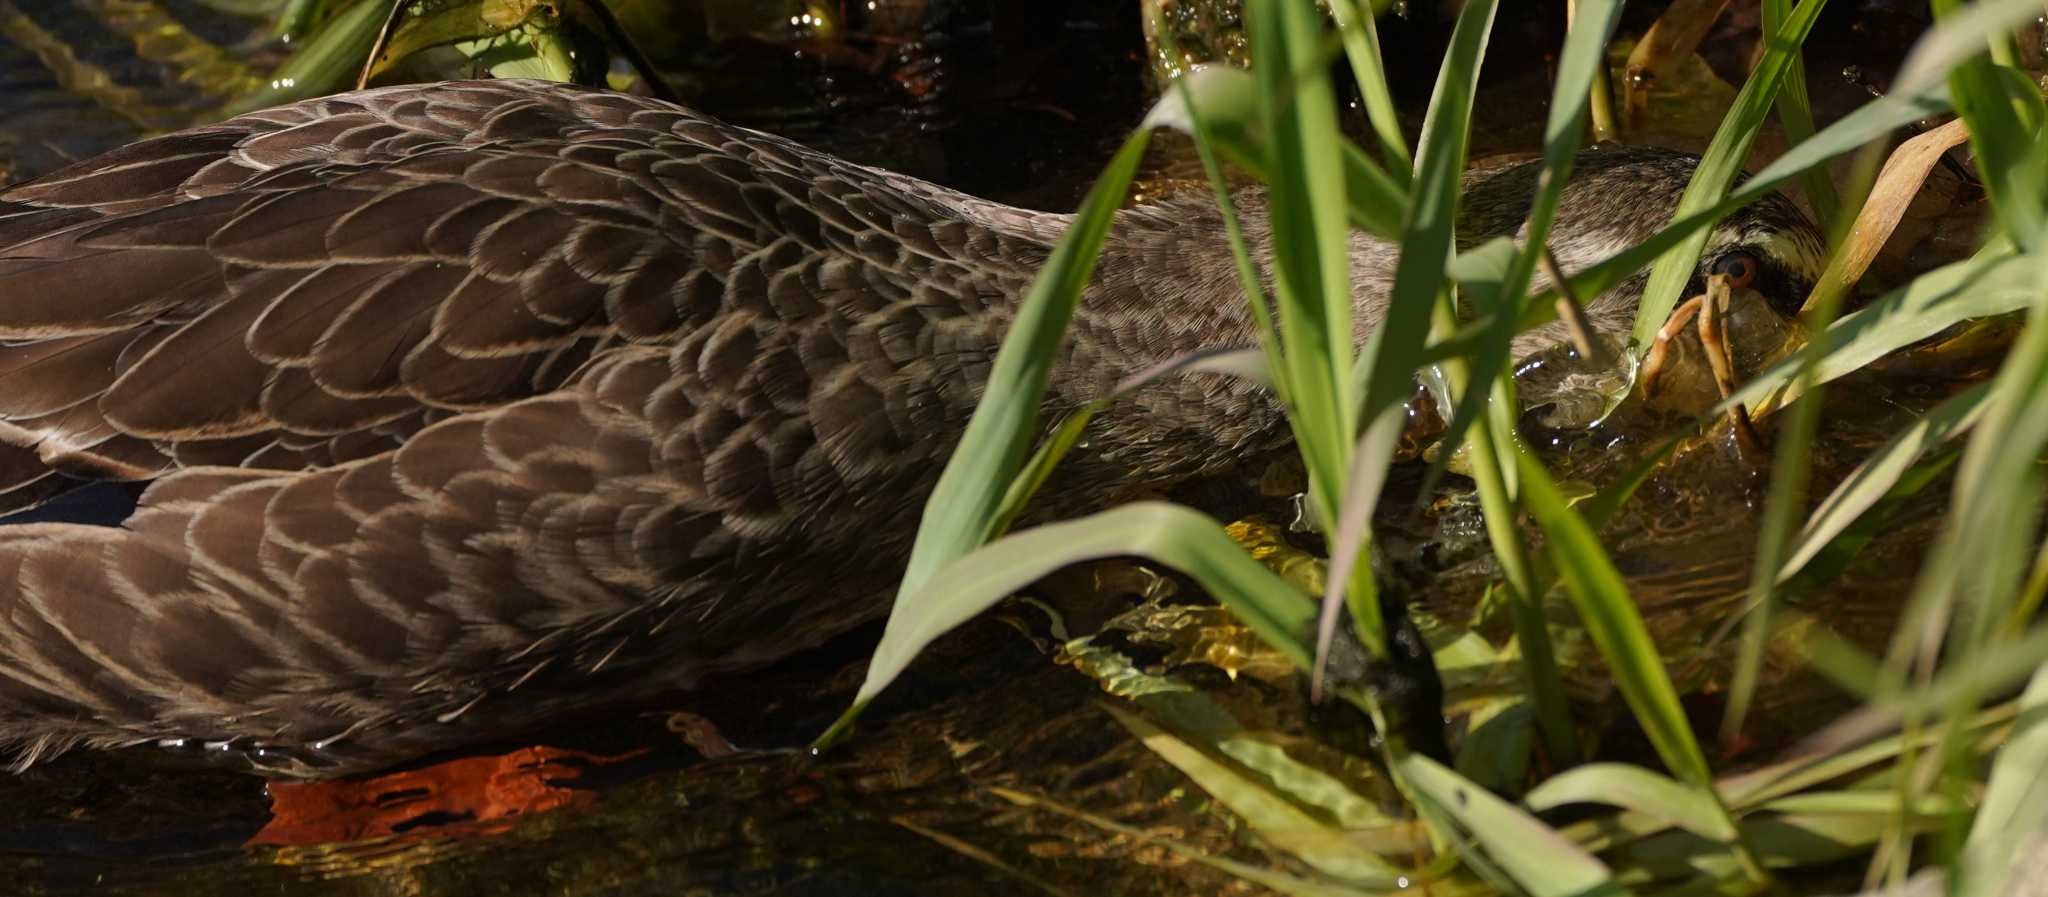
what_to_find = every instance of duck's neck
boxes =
[965,189,1296,496]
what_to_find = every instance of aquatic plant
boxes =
[829,1,2048,894]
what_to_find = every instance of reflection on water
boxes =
[0,1,1999,894]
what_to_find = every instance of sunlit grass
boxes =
[267,0,2048,891]
[834,1,2048,894]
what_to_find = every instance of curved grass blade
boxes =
[1397,753,1628,897]
[1513,450,1711,786]
[1723,250,2036,412]
[891,130,1149,596]
[1778,383,1989,580]
[817,129,1153,747]
[1796,118,1973,317]
[1956,664,2048,897]
[824,502,1319,746]
[990,787,1401,897]
[988,347,1268,538]
[1773,448,1961,606]
[1626,0,1828,355]
[1104,703,1407,884]
[1525,763,1738,842]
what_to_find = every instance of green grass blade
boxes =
[1509,72,1952,349]
[1935,6,2048,250]
[1513,450,1712,786]
[1145,66,1407,241]
[228,0,387,113]
[988,347,1268,538]
[1247,0,1357,524]
[1425,0,1622,481]
[831,502,1321,744]
[1328,0,1411,178]
[1526,763,1738,842]
[990,787,1396,897]
[1723,250,2035,410]
[1104,704,1408,885]
[1626,0,1828,354]
[891,130,1149,598]
[819,130,1151,746]
[1956,664,2048,897]
[1357,0,1496,420]
[1314,402,1404,691]
[1761,0,1841,232]
[1398,753,1631,897]
[1316,0,1495,683]
[1779,383,1990,579]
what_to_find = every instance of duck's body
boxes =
[0,80,1820,777]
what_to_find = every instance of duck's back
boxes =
[0,80,1070,774]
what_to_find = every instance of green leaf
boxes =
[819,128,1152,746]
[1957,664,2048,897]
[1526,763,1738,842]
[1105,703,1407,884]
[989,347,1268,538]
[1514,450,1713,786]
[1398,753,1629,897]
[229,0,387,113]
[1627,0,1828,354]
[1724,250,2037,411]
[826,502,1321,744]
[990,787,1393,897]
[894,132,1150,597]
[1779,383,1990,579]
[1146,67,1408,242]
[1247,0,1358,526]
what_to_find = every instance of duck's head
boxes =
[1449,145,1829,424]
[1458,144,1828,349]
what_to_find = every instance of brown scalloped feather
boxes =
[0,79,1823,777]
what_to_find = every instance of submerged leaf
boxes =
[1104,703,1407,884]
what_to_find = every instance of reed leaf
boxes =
[1526,763,1738,842]
[1779,383,1990,580]
[1398,753,1628,897]
[1247,0,1357,526]
[1724,249,2037,411]
[1513,451,1712,787]
[229,0,387,113]
[831,502,1322,746]
[1626,0,1828,355]
[1956,664,2048,897]
[1104,703,1407,884]
[819,129,1152,746]
[1316,0,1496,703]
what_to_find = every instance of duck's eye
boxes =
[1713,252,1759,288]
